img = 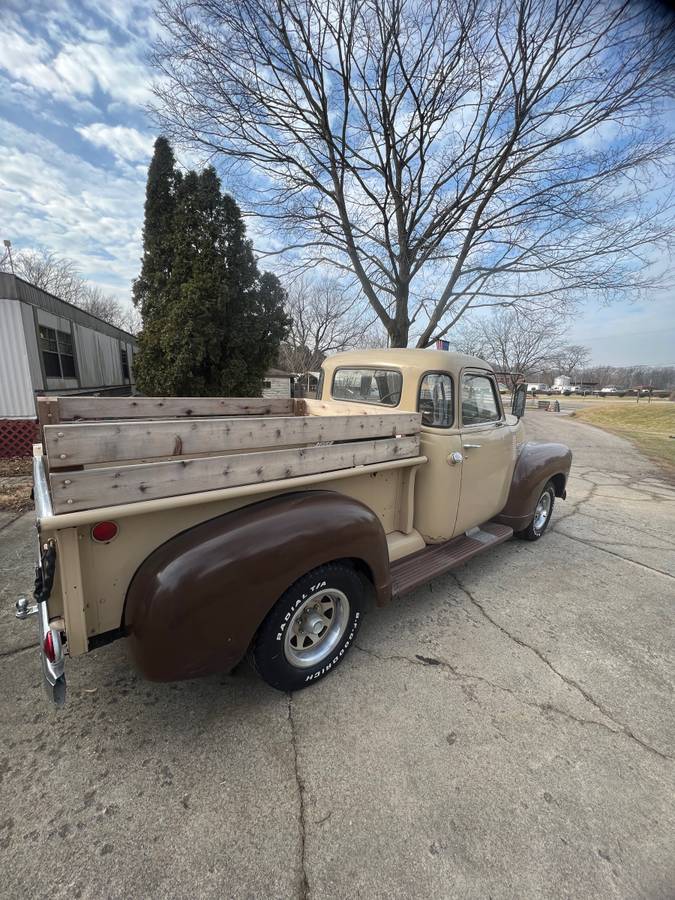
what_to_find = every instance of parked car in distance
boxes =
[18,349,572,706]
[527,383,550,394]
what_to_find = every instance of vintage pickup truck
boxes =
[17,349,571,704]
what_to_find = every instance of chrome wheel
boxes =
[533,490,552,533]
[283,588,350,669]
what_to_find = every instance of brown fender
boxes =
[494,442,572,532]
[124,490,391,682]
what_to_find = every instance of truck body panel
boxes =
[124,491,391,681]
[21,348,572,702]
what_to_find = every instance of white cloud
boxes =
[0,119,146,300]
[55,41,153,107]
[0,16,153,110]
[77,123,154,163]
[0,20,69,99]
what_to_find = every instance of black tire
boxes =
[517,480,555,542]
[251,563,365,692]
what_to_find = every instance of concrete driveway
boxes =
[1,414,673,899]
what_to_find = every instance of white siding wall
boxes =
[73,324,123,388]
[262,377,292,399]
[19,302,43,390]
[0,300,35,416]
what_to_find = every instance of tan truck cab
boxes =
[18,349,571,704]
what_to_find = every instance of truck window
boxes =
[461,374,501,425]
[332,368,402,407]
[418,373,454,427]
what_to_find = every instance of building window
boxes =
[39,326,76,379]
[332,368,402,407]
[418,373,454,427]
[263,380,272,389]
[121,347,130,380]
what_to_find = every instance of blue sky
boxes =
[0,0,158,299]
[0,0,673,366]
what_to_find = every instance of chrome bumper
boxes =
[16,458,67,705]
[15,587,66,706]
[36,595,66,706]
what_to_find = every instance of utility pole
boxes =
[2,239,14,274]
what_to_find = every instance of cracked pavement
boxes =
[1,414,674,899]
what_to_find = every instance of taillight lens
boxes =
[43,630,56,663]
[91,521,118,543]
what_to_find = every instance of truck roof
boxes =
[324,348,493,373]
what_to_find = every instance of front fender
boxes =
[124,490,390,682]
[494,442,572,532]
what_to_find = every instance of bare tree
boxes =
[76,285,142,334]
[279,276,371,372]
[153,0,674,347]
[451,307,588,384]
[552,344,592,378]
[583,364,674,390]
[4,249,83,304]
[1,247,140,333]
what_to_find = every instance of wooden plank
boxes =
[300,398,403,417]
[36,397,60,442]
[49,435,421,513]
[54,396,295,421]
[43,412,421,467]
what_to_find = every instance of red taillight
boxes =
[43,630,56,663]
[91,521,118,543]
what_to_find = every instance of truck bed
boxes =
[37,395,422,515]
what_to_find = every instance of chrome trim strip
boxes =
[33,453,53,522]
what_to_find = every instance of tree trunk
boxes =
[388,284,410,347]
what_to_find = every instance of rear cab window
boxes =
[332,368,402,407]
[461,373,502,425]
[418,373,454,427]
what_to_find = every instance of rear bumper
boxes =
[16,464,67,705]
[35,595,66,706]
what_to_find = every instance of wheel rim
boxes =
[533,490,552,532]
[283,588,350,669]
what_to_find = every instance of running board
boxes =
[390,523,513,598]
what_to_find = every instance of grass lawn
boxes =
[572,403,675,468]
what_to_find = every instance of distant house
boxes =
[0,273,137,457]
[294,370,321,398]
[262,368,295,399]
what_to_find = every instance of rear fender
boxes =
[123,490,390,682]
[495,442,572,531]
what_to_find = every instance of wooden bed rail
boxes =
[37,395,295,429]
[38,395,422,514]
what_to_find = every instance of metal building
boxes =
[0,273,137,456]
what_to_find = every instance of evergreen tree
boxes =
[134,147,289,396]
[132,137,181,319]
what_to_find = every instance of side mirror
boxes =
[511,383,527,418]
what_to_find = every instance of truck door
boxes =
[454,370,516,534]
[412,372,463,542]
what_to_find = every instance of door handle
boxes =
[464,443,482,449]
[448,451,464,465]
